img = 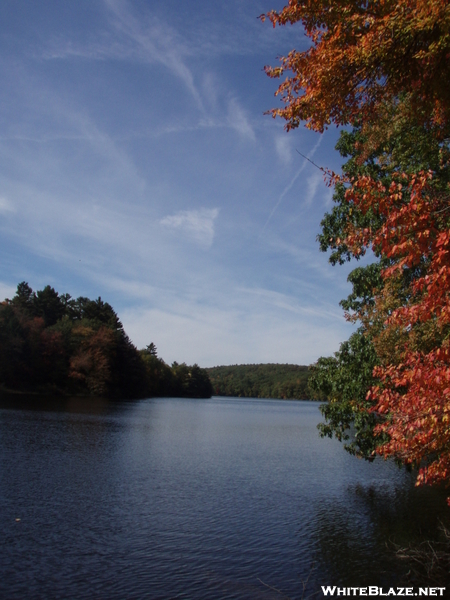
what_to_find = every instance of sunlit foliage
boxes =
[263,0,450,497]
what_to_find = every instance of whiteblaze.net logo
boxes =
[321,587,446,597]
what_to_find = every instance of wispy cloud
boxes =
[41,36,127,61]
[201,72,220,112]
[227,97,256,141]
[0,196,15,213]
[160,208,219,248]
[38,1,266,143]
[238,285,343,321]
[0,0,352,368]
[303,171,323,207]
[103,0,205,111]
[42,0,205,111]
[274,135,292,164]
[119,282,353,367]
[260,136,323,235]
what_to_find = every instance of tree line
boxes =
[262,1,450,497]
[0,282,213,399]
[205,363,312,400]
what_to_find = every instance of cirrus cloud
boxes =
[160,208,219,248]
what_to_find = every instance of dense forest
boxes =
[205,363,312,400]
[0,282,213,399]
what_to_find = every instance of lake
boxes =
[1,395,449,599]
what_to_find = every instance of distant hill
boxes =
[205,363,313,400]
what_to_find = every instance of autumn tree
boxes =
[263,0,450,495]
[170,362,214,398]
[0,283,213,400]
[261,0,450,135]
[69,325,116,396]
[0,301,65,391]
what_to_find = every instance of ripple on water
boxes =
[1,396,449,599]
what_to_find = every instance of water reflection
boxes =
[1,396,449,599]
[0,391,121,414]
[311,477,450,588]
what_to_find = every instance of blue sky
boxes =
[0,0,363,367]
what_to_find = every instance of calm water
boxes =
[1,395,449,599]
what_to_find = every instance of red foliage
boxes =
[262,1,450,495]
[344,171,450,496]
[261,0,450,133]
[69,326,116,396]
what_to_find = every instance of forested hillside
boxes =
[205,364,312,400]
[0,282,213,399]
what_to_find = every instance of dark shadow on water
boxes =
[309,475,450,588]
[0,391,138,416]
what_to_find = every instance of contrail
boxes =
[260,136,323,236]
